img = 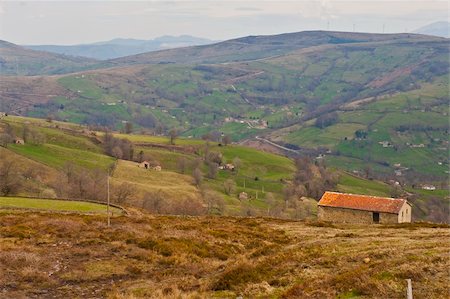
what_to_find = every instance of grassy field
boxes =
[336,173,391,197]
[282,79,449,181]
[8,143,114,170]
[1,115,446,221]
[0,197,122,215]
[0,212,448,298]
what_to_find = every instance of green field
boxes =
[9,143,114,170]
[1,114,447,221]
[0,197,123,215]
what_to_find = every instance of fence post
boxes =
[406,279,413,299]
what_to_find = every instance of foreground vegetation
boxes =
[0,211,448,298]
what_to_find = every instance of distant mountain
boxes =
[2,30,449,185]
[110,30,441,65]
[414,21,450,38]
[0,40,101,75]
[24,35,216,60]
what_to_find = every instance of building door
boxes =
[373,212,380,223]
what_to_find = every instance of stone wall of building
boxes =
[318,206,400,224]
[397,203,412,223]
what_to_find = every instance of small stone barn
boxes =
[318,191,412,224]
[139,161,150,169]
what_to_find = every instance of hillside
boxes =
[414,21,450,38]
[0,115,447,222]
[25,35,216,60]
[110,31,442,65]
[1,212,448,298]
[0,40,105,76]
[0,30,448,188]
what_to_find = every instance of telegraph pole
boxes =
[107,175,111,227]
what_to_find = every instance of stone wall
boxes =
[397,203,412,223]
[318,206,400,224]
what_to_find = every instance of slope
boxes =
[1,212,448,298]
[0,40,105,75]
[25,35,216,60]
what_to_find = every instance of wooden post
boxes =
[243,179,246,189]
[107,175,111,227]
[406,279,413,299]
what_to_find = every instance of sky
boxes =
[0,0,448,45]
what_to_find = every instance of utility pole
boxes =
[406,279,413,299]
[107,175,111,227]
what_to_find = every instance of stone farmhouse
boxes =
[318,191,412,224]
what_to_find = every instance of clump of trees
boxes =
[141,190,206,216]
[103,131,134,160]
[0,160,22,196]
[314,112,338,129]
[283,157,338,204]
[54,162,108,201]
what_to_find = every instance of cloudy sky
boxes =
[0,0,448,45]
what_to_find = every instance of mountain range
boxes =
[0,30,449,186]
[24,35,216,60]
[414,21,450,38]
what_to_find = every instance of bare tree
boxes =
[0,160,21,196]
[232,157,242,174]
[169,128,178,145]
[207,162,218,179]
[142,190,164,214]
[113,182,135,204]
[202,188,225,215]
[124,122,133,134]
[223,179,236,195]
[222,135,232,146]
[192,168,203,187]
[176,157,188,174]
[0,133,13,148]
[112,146,123,159]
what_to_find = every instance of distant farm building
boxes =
[239,192,248,200]
[138,161,161,171]
[318,192,412,224]
[139,161,150,169]
[421,184,436,191]
[14,138,25,145]
[224,164,235,171]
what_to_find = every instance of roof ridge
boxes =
[324,191,405,201]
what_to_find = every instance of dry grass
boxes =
[0,212,448,298]
[0,147,60,196]
[112,160,202,206]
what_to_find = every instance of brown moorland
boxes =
[0,210,448,298]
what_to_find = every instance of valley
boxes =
[1,31,448,188]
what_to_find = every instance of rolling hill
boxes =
[414,21,450,38]
[0,115,447,222]
[25,35,216,60]
[0,40,105,76]
[1,212,448,298]
[0,30,448,187]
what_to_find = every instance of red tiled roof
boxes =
[318,192,408,214]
